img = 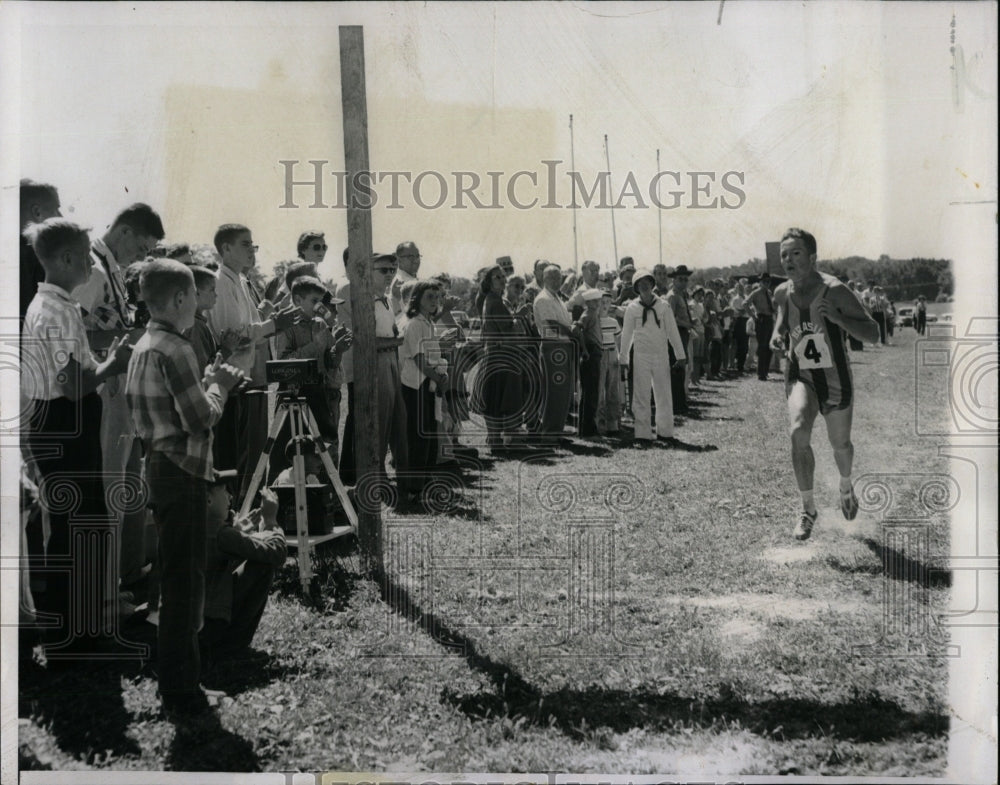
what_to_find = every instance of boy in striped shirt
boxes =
[21,219,133,657]
[125,259,244,718]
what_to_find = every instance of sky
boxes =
[2,1,996,285]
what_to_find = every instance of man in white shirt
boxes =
[532,265,581,443]
[565,260,601,317]
[339,253,411,496]
[728,277,750,373]
[390,241,421,317]
[74,203,164,589]
[208,223,299,501]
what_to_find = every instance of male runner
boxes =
[770,228,879,540]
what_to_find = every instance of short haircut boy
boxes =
[190,265,218,291]
[20,179,59,216]
[213,223,251,255]
[290,275,327,300]
[111,203,165,241]
[284,261,318,291]
[27,218,90,266]
[140,259,195,311]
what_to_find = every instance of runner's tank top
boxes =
[783,274,853,413]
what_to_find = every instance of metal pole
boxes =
[657,148,663,267]
[570,114,579,274]
[605,134,619,267]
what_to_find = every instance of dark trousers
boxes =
[916,312,927,335]
[148,452,207,704]
[340,360,410,490]
[535,341,576,438]
[709,339,722,377]
[670,328,689,414]
[24,394,113,653]
[874,311,887,344]
[402,379,437,491]
[849,335,864,351]
[755,314,774,379]
[340,382,358,485]
[201,561,274,657]
[214,390,269,504]
[733,318,749,371]
[579,341,603,436]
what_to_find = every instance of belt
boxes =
[377,345,399,353]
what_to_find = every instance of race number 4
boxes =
[794,332,833,369]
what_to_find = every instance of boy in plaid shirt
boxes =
[125,259,244,718]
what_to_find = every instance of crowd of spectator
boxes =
[17,177,905,721]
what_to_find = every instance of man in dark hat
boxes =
[747,272,776,380]
[496,255,515,278]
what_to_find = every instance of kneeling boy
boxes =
[202,473,286,665]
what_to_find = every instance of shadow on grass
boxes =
[19,656,143,765]
[826,539,951,590]
[201,651,298,696]
[556,440,615,458]
[377,573,945,744]
[166,714,260,772]
[621,435,719,453]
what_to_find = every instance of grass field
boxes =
[18,322,954,776]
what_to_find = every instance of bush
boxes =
[935,293,950,303]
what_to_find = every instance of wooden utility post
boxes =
[340,25,382,573]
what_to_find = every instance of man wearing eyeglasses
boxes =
[297,231,328,265]
[390,241,421,317]
[209,224,299,501]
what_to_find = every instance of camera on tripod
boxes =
[266,359,321,388]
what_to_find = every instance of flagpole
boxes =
[605,134,618,268]
[656,148,663,267]
[570,114,579,274]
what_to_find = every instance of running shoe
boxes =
[793,510,818,541]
